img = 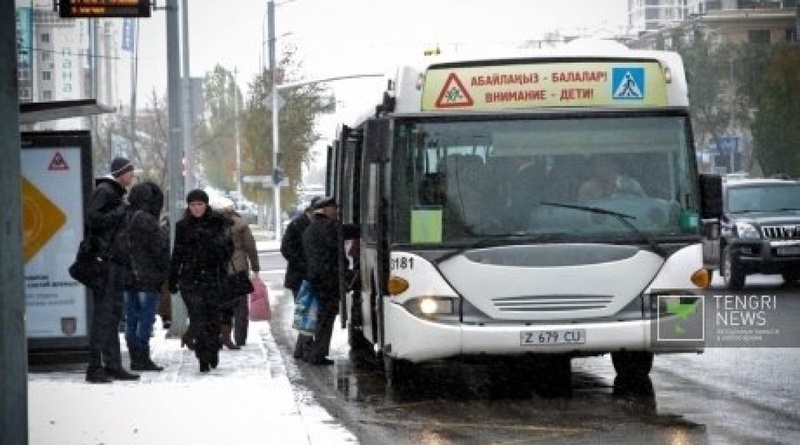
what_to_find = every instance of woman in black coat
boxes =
[168,189,233,372]
[117,181,170,372]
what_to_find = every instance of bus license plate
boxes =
[520,329,586,346]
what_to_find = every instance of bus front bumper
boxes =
[384,303,702,363]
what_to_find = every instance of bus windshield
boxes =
[390,114,700,245]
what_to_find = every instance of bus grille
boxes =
[493,295,613,312]
[762,225,800,239]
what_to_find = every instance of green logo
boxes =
[666,299,698,334]
[657,295,705,342]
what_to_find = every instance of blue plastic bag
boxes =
[292,280,319,335]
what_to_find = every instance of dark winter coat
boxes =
[86,176,127,257]
[115,181,170,292]
[302,214,359,300]
[168,208,233,293]
[280,211,312,292]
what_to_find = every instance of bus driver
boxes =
[577,155,646,202]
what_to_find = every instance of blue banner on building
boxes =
[122,18,135,53]
[16,7,33,68]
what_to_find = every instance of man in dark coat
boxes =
[281,197,319,359]
[85,156,140,383]
[301,196,359,365]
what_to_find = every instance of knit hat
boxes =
[110,157,134,178]
[306,196,322,211]
[186,189,209,204]
[313,196,336,210]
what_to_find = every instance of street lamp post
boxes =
[267,0,282,240]
[233,68,242,197]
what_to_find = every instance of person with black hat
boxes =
[281,196,320,359]
[84,156,139,383]
[168,189,234,373]
[301,196,359,365]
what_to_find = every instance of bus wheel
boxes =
[611,351,653,379]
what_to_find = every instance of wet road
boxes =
[260,252,800,444]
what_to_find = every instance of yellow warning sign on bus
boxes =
[422,61,668,111]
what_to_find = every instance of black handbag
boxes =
[68,238,108,293]
[226,270,255,296]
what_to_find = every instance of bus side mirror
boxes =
[699,173,723,219]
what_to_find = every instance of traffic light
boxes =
[272,168,284,185]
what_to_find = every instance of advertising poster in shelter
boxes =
[22,131,92,351]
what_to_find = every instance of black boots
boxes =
[87,364,140,382]
[130,349,164,372]
[198,349,218,373]
[219,324,240,350]
[103,366,140,381]
[85,367,113,384]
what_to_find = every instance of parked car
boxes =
[235,201,258,225]
[720,178,800,289]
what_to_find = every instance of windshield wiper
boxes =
[540,201,666,257]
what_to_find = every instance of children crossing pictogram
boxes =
[612,67,645,100]
[435,73,474,108]
[48,151,69,171]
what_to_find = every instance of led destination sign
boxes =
[59,0,151,18]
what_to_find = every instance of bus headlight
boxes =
[404,296,456,318]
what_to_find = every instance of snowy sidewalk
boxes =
[27,296,356,445]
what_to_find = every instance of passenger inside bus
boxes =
[506,155,548,230]
[577,154,646,202]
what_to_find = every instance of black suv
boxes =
[721,178,800,289]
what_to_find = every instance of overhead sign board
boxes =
[422,60,668,111]
[58,0,151,18]
[243,175,288,187]
[243,175,270,183]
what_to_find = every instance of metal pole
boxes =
[129,19,138,153]
[166,0,188,337]
[234,68,242,197]
[0,5,27,443]
[728,55,735,173]
[268,0,282,240]
[181,0,195,192]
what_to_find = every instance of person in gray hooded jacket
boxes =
[115,181,170,371]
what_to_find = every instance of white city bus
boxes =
[327,40,722,385]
